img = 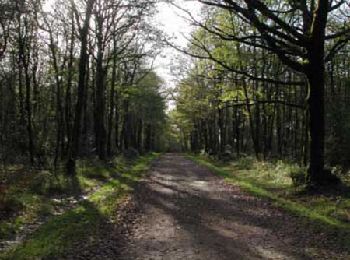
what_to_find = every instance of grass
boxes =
[0,157,134,240]
[0,153,159,259]
[187,154,350,248]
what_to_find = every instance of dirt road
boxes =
[70,154,349,259]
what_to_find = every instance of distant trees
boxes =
[0,0,16,58]
[173,0,350,185]
[0,0,166,173]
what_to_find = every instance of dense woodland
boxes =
[0,0,350,184]
[0,0,167,174]
[172,0,350,187]
[1,0,350,186]
[1,0,350,258]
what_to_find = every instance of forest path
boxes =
[71,154,348,259]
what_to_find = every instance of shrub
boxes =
[29,171,62,195]
[0,193,24,216]
[236,156,255,170]
[123,148,140,160]
[289,167,307,187]
[220,145,233,162]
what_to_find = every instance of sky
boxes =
[153,1,202,88]
[44,0,202,108]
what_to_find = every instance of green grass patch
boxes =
[0,153,159,259]
[187,154,350,248]
[0,156,148,240]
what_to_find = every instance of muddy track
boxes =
[70,154,349,259]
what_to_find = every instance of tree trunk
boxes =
[66,0,95,175]
[122,100,130,150]
[24,55,34,165]
[107,47,117,156]
[307,62,325,184]
[95,43,106,160]
[65,13,75,156]
[137,118,143,153]
[306,0,328,185]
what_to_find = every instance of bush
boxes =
[289,167,307,187]
[0,193,24,216]
[220,145,233,162]
[123,148,140,160]
[29,171,62,195]
[236,156,255,170]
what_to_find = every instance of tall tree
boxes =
[66,0,95,175]
[183,0,350,185]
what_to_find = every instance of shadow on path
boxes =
[117,154,349,260]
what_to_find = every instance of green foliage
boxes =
[0,153,159,259]
[235,156,255,170]
[0,154,155,238]
[158,111,185,152]
[29,171,64,195]
[132,72,166,123]
[2,202,101,259]
[289,167,308,187]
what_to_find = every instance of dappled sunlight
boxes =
[0,154,158,258]
[1,0,350,258]
[116,154,349,259]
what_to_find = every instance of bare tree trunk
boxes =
[95,19,107,160]
[23,48,34,165]
[306,0,328,185]
[107,47,117,156]
[66,0,95,175]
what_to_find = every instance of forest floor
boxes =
[2,154,350,259]
[0,154,159,259]
[72,154,349,259]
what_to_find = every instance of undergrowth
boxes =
[0,153,159,259]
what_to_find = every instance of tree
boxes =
[66,0,95,175]
[185,0,350,185]
[0,0,164,174]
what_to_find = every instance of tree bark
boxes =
[307,62,325,184]
[66,0,95,175]
[306,0,328,184]
[95,33,107,160]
